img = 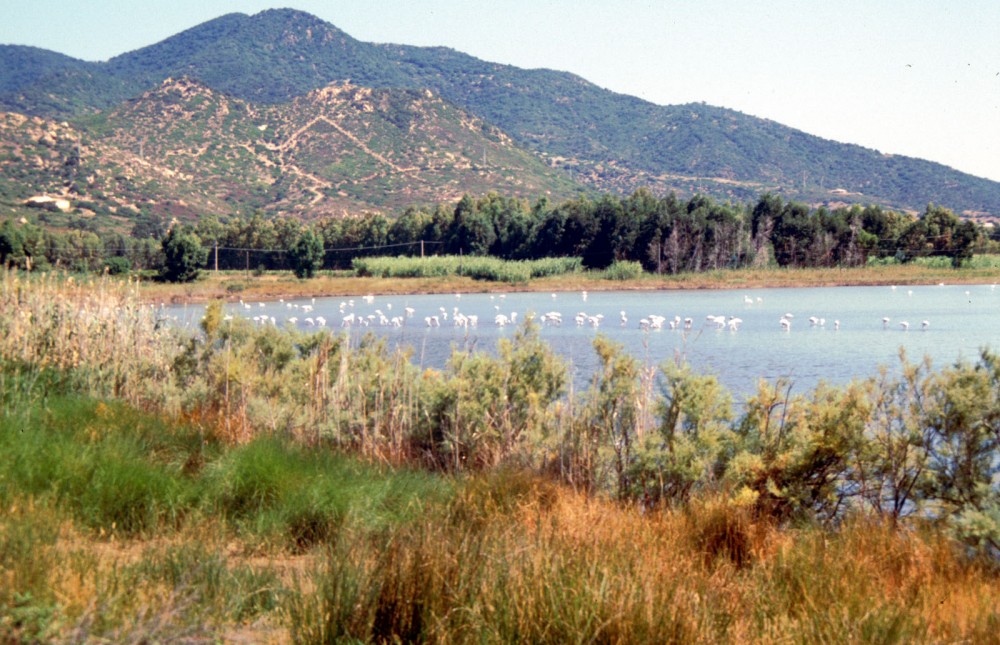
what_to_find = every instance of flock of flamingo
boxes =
[208,287,939,335]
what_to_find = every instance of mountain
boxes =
[1,8,998,218]
[0,77,582,222]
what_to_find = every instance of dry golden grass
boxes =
[4,464,998,643]
[460,486,1000,643]
[286,475,998,643]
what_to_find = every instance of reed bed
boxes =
[352,255,583,283]
[0,271,177,410]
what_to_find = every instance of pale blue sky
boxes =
[5,1,999,183]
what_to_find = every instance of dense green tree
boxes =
[160,227,208,282]
[579,195,624,268]
[635,193,683,273]
[750,193,783,266]
[951,220,978,267]
[194,215,226,249]
[771,201,804,266]
[702,201,747,269]
[102,256,132,275]
[288,229,324,278]
[424,204,455,250]
[0,222,25,267]
[387,207,432,252]
[480,193,531,259]
[558,199,599,265]
[358,213,390,252]
[529,202,570,258]
[447,195,496,256]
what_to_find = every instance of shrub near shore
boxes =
[1,269,998,641]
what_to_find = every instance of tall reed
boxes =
[353,255,582,283]
[0,270,175,410]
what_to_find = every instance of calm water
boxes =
[165,284,1000,397]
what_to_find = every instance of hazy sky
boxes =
[5,1,999,182]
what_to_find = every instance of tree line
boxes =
[1,190,994,280]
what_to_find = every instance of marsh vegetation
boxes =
[1,270,998,642]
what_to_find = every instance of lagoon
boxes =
[166,284,1000,397]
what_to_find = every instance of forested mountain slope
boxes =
[1,8,998,217]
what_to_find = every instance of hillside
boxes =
[1,8,999,217]
[0,77,582,222]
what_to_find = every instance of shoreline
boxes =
[138,265,1000,305]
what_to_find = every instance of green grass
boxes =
[204,437,450,550]
[352,255,583,283]
[0,384,450,546]
[1,387,998,642]
[0,383,455,640]
[603,259,644,280]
